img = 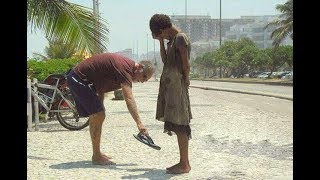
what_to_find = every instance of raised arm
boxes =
[120,83,148,135]
[153,33,167,63]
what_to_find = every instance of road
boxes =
[190,80,293,98]
[27,81,293,179]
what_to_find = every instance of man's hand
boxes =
[137,123,148,135]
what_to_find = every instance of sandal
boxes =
[133,132,161,150]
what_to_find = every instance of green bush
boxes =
[27,58,82,82]
[190,73,201,79]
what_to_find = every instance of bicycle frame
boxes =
[31,78,77,114]
[28,75,90,131]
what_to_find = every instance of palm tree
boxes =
[27,0,109,55]
[266,0,293,47]
[32,38,78,60]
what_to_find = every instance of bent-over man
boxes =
[66,52,154,165]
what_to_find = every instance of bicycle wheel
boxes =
[56,92,89,130]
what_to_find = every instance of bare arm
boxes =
[152,33,167,63]
[178,46,190,86]
[120,83,148,134]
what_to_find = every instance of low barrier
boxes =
[27,78,40,131]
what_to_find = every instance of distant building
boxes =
[190,40,219,61]
[115,48,133,59]
[139,51,161,64]
[171,14,293,58]
[170,15,255,43]
[170,15,259,59]
[225,15,293,48]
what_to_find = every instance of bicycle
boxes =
[30,74,89,130]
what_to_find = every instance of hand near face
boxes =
[152,33,158,39]
[152,33,163,41]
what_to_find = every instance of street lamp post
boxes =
[219,0,222,78]
[146,34,149,60]
[185,0,187,32]
[92,0,101,54]
[136,40,139,61]
[219,0,221,47]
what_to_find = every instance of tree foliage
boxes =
[32,38,78,60]
[266,0,293,47]
[28,0,109,55]
[27,58,82,81]
[193,37,293,78]
[264,45,293,76]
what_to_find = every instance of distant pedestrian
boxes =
[66,52,154,165]
[149,14,192,174]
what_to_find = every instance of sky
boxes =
[27,0,288,58]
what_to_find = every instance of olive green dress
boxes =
[156,32,192,139]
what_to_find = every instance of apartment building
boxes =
[170,15,255,42]
[225,15,293,48]
[115,48,133,59]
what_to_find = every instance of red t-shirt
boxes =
[73,53,136,94]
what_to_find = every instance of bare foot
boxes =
[101,153,112,159]
[92,154,115,165]
[166,162,191,174]
[166,163,179,171]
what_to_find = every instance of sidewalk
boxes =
[27,82,293,179]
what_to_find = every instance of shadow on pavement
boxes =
[49,161,137,170]
[121,168,175,179]
[28,155,57,161]
[32,120,88,132]
[34,121,70,132]
[191,103,215,107]
[110,110,154,114]
[43,129,74,132]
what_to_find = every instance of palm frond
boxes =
[28,0,109,55]
[271,21,293,47]
[268,0,293,47]
[276,0,293,12]
[265,19,281,29]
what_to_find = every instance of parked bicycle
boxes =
[30,73,89,130]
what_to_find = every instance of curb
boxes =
[193,79,293,86]
[189,85,293,101]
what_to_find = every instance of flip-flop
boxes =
[133,132,161,150]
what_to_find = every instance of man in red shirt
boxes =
[66,53,154,165]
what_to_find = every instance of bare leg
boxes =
[89,111,115,165]
[166,131,191,174]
